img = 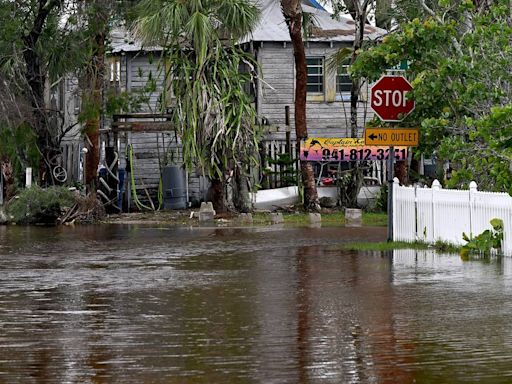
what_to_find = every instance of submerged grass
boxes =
[340,240,462,253]
[252,211,387,226]
[341,241,431,252]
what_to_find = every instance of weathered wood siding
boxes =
[117,130,209,207]
[256,42,374,139]
[126,54,168,113]
[112,53,209,206]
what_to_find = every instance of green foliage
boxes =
[133,0,262,179]
[352,0,512,192]
[461,218,504,256]
[266,154,298,186]
[0,122,40,180]
[6,186,76,225]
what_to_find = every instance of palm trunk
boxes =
[281,0,319,211]
[209,178,225,213]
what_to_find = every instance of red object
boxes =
[371,76,415,122]
[322,177,334,185]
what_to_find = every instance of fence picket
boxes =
[394,179,512,255]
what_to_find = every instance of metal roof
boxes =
[110,0,386,53]
[247,0,385,43]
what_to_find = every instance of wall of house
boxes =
[256,41,374,140]
[125,53,169,112]
[117,131,209,208]
[113,53,209,206]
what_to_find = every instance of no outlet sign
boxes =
[371,76,415,122]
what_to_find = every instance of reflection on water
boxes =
[1,225,512,383]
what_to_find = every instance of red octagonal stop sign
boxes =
[371,75,415,122]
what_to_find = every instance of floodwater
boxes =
[1,225,512,383]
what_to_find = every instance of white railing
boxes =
[393,178,512,255]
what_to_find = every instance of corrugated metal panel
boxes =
[110,1,386,52]
[246,0,385,43]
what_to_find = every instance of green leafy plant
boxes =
[6,186,76,225]
[266,153,298,187]
[351,0,512,194]
[461,218,503,257]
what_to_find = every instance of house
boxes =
[248,0,384,139]
[95,0,386,208]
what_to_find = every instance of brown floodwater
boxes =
[1,224,512,383]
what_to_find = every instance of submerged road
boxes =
[0,224,512,383]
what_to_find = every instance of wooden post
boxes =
[285,105,291,156]
[387,144,394,242]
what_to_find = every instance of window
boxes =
[336,63,352,94]
[306,57,324,93]
[110,58,121,83]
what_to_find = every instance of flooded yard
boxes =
[1,224,512,383]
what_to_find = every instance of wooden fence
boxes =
[259,139,299,189]
[60,142,83,184]
[393,178,512,255]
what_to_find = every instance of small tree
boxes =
[351,0,512,193]
[327,0,378,207]
[133,0,262,212]
[0,0,89,186]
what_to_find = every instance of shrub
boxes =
[6,186,76,225]
[461,218,504,256]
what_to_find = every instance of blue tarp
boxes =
[307,0,326,10]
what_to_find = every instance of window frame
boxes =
[336,62,352,101]
[306,57,325,95]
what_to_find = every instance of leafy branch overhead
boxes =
[351,0,512,193]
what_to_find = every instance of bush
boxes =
[461,218,504,257]
[6,186,76,225]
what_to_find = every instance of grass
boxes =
[251,211,387,226]
[340,240,463,253]
[362,212,388,226]
[341,241,431,252]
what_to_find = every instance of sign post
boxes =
[370,75,415,241]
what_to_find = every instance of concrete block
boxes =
[345,208,362,227]
[308,213,322,224]
[199,211,215,222]
[270,212,284,224]
[200,202,216,216]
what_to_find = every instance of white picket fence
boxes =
[393,178,512,255]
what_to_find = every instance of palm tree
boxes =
[133,0,261,212]
[280,0,320,211]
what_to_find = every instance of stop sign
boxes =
[371,75,415,122]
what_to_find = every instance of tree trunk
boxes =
[209,178,225,213]
[85,4,108,191]
[281,0,319,211]
[1,157,16,201]
[350,5,366,138]
[233,166,251,213]
[22,0,62,185]
[345,1,370,207]
[375,0,392,30]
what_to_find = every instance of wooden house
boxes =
[99,0,386,208]
[248,0,384,139]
